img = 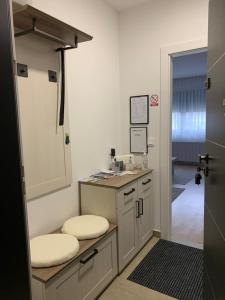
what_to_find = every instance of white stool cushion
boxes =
[30,234,79,268]
[62,215,109,240]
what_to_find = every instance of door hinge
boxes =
[13,60,17,76]
[205,77,211,90]
[22,180,26,196]
[21,165,25,178]
[21,165,26,195]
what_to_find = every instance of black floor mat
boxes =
[128,239,203,300]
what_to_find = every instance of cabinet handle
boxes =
[136,200,140,218]
[124,188,135,196]
[139,198,144,216]
[142,179,151,185]
[80,249,98,264]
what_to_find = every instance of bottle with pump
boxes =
[109,148,116,170]
[126,156,134,171]
[142,152,148,170]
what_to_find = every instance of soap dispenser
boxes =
[109,148,116,170]
[126,156,134,171]
[142,152,148,170]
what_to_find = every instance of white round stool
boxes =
[62,215,109,240]
[30,234,79,268]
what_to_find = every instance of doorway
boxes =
[160,39,207,241]
[171,51,207,248]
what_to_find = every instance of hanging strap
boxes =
[59,49,65,126]
[56,36,78,126]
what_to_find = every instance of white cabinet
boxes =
[32,229,117,300]
[80,171,153,272]
[117,182,139,270]
[137,175,153,249]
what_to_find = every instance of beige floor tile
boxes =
[99,237,176,300]
[172,176,204,247]
[100,166,204,300]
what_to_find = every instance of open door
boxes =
[0,1,31,299]
[203,0,225,298]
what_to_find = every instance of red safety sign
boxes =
[150,94,159,107]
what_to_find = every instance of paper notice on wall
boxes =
[130,127,147,153]
[130,96,148,123]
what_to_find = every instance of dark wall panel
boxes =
[0,1,32,300]
[205,141,225,238]
[208,0,225,68]
[204,207,225,300]
[207,56,225,146]
[205,1,225,299]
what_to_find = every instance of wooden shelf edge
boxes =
[32,224,117,283]
[13,4,93,47]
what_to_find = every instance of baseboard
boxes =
[171,238,203,250]
[153,230,161,238]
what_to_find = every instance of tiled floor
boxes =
[100,164,204,300]
[172,166,204,248]
[99,237,176,300]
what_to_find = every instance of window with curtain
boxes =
[172,76,206,142]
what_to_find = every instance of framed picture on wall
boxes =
[130,95,149,124]
[130,127,148,154]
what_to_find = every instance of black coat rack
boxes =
[14,4,92,126]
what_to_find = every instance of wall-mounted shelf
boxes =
[13,5,93,47]
[13,5,93,200]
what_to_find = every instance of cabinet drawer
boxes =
[118,182,138,210]
[75,234,117,300]
[37,231,118,300]
[138,174,152,196]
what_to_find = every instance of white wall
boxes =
[24,0,209,237]
[26,0,121,238]
[119,0,209,231]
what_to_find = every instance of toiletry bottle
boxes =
[126,156,133,171]
[109,156,114,170]
[142,152,148,170]
[129,156,134,171]
[112,158,117,172]
[109,148,116,170]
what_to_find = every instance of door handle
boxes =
[124,188,135,196]
[136,200,140,218]
[199,153,212,164]
[139,198,144,216]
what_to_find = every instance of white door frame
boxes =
[160,39,208,240]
